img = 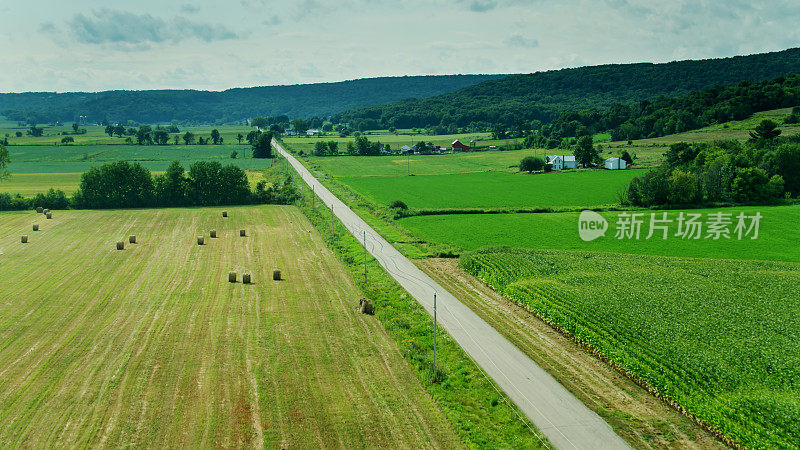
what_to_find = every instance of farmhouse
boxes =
[605,157,627,170]
[401,145,413,153]
[451,140,470,152]
[547,155,577,170]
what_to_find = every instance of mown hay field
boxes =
[0,206,461,448]
[460,247,800,448]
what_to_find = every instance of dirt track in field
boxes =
[0,207,461,448]
[418,258,725,450]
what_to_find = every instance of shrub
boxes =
[389,200,408,210]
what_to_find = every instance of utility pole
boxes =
[433,292,437,382]
[363,231,367,283]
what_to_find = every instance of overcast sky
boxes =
[2,0,799,92]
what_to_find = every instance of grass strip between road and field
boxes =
[292,176,551,449]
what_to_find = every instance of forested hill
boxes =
[0,74,504,124]
[333,48,800,129]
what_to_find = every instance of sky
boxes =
[1,0,799,92]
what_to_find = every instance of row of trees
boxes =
[622,128,799,206]
[72,160,296,209]
[539,76,800,142]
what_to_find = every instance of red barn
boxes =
[451,140,470,152]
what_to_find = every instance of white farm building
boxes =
[605,157,627,170]
[547,155,577,171]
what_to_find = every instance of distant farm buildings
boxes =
[605,157,627,170]
[451,140,470,152]
[546,155,577,171]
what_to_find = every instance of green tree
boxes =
[73,161,154,209]
[491,123,507,140]
[153,129,170,145]
[28,126,43,137]
[251,117,269,130]
[327,141,339,156]
[749,119,782,141]
[61,136,74,145]
[291,118,309,134]
[236,133,244,144]
[620,150,634,166]
[211,129,221,145]
[182,131,195,145]
[72,122,79,133]
[252,131,273,158]
[104,125,115,137]
[667,169,699,204]
[246,130,261,145]
[573,135,598,167]
[0,143,10,181]
[136,125,153,145]
[519,156,545,173]
[314,141,329,156]
[153,161,188,206]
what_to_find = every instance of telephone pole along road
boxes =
[274,140,630,450]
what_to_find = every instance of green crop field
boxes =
[400,205,800,262]
[340,170,641,209]
[0,206,462,448]
[460,247,800,448]
[4,145,269,174]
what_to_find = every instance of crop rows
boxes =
[461,247,800,448]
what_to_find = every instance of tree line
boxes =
[622,122,799,206]
[72,160,296,209]
[333,48,800,130]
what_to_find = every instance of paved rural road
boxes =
[275,141,630,450]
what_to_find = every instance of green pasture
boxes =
[341,169,640,209]
[400,205,800,262]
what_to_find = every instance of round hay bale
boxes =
[197,236,205,245]
[210,229,217,238]
[21,235,28,244]
[359,298,374,315]
[242,273,252,284]
[32,224,39,231]
[240,229,246,237]
[46,213,52,219]
[36,207,43,213]
[272,269,281,281]
[229,271,237,283]
[222,211,228,218]
[116,241,124,250]
[129,235,136,244]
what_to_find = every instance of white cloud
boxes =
[0,0,797,92]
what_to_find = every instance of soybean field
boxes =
[460,247,800,449]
